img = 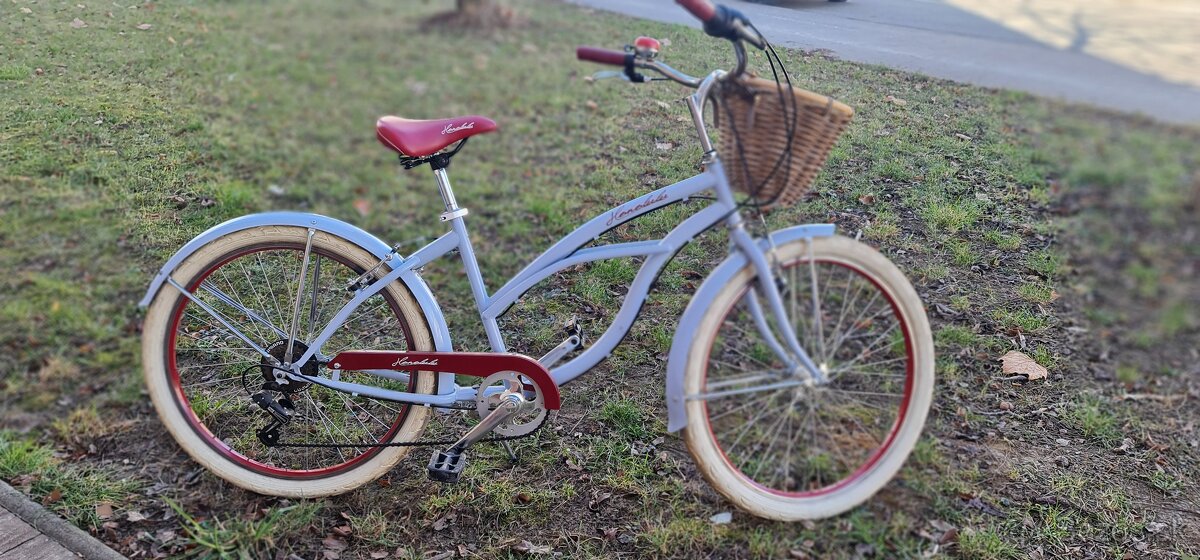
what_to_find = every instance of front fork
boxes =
[728,224,828,385]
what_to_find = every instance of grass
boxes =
[2,0,1199,558]
[0,433,139,528]
[166,498,323,559]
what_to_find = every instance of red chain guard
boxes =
[327,351,561,410]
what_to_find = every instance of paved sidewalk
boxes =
[0,483,125,560]
[570,0,1200,125]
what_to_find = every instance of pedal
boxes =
[427,449,467,483]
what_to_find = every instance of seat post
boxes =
[431,167,460,213]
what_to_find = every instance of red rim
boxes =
[164,243,417,480]
[701,257,915,498]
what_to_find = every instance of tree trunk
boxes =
[457,0,492,15]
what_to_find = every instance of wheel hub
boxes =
[260,339,317,391]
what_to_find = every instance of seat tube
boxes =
[430,168,507,352]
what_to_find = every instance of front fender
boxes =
[138,212,453,352]
[664,223,836,433]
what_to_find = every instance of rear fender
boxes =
[138,212,454,360]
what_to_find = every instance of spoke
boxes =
[727,391,783,456]
[255,252,288,341]
[705,370,788,390]
[304,394,350,462]
[707,390,776,424]
[826,290,885,359]
[830,323,900,373]
[687,378,804,402]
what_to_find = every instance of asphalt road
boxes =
[569,0,1200,125]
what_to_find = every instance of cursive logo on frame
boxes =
[606,190,670,226]
[441,122,475,135]
[391,356,439,368]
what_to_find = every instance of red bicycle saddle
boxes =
[375,115,498,157]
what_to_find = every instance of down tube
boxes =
[548,201,733,386]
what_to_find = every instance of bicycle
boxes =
[139,0,933,520]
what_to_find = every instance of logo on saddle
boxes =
[391,356,440,368]
[441,122,475,135]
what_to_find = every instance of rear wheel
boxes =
[142,226,436,497]
[682,236,933,520]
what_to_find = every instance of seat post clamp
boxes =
[440,207,469,222]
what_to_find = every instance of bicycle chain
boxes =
[262,404,549,450]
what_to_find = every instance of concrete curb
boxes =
[0,481,127,560]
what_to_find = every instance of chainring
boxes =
[475,371,547,437]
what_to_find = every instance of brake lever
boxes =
[591,70,630,82]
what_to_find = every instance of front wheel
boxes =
[682,235,934,520]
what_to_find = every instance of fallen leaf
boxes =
[514,492,532,504]
[954,133,973,141]
[369,551,389,559]
[585,100,599,111]
[322,536,347,551]
[331,525,352,537]
[21,7,32,13]
[96,503,114,519]
[127,510,147,522]
[511,540,552,555]
[167,35,176,44]
[42,489,63,505]
[587,491,612,511]
[136,23,152,30]
[655,100,671,110]
[70,18,88,28]
[353,198,371,217]
[999,350,1048,381]
[857,193,876,205]
[884,95,907,106]
[655,142,674,151]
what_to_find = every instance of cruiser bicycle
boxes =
[139,0,933,520]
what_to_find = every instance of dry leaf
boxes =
[331,525,352,537]
[21,7,32,13]
[136,23,152,30]
[42,489,63,505]
[369,551,389,559]
[999,350,1048,381]
[167,35,176,44]
[655,142,673,150]
[127,510,147,522]
[884,95,907,106]
[512,540,552,555]
[96,503,114,519]
[70,18,88,28]
[322,536,348,551]
[585,100,599,111]
[353,198,370,217]
[954,133,973,141]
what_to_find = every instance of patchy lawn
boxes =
[1,0,1197,558]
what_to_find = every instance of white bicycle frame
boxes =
[139,71,837,432]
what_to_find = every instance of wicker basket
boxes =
[716,76,854,208]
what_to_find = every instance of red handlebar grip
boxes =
[576,46,628,67]
[675,0,717,22]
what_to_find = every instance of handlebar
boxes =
[675,0,717,22]
[577,1,765,88]
[576,46,629,67]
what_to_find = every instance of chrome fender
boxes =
[664,223,836,432]
[138,212,453,353]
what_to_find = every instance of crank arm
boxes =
[443,392,524,454]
